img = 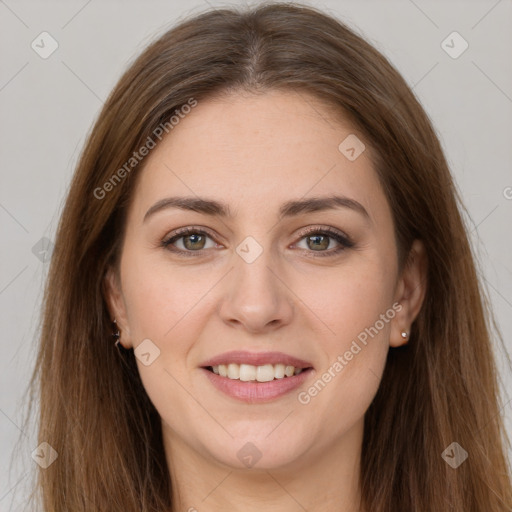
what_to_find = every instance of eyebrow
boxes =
[143,194,370,223]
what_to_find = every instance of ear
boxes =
[103,267,132,348]
[390,239,428,348]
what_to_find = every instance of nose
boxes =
[218,246,294,333]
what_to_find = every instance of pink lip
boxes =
[200,367,314,403]
[199,350,313,369]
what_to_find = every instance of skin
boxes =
[105,89,427,512]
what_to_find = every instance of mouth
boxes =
[200,363,314,403]
[199,351,314,402]
[202,363,314,382]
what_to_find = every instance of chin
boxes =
[202,433,310,471]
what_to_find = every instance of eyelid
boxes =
[295,224,352,241]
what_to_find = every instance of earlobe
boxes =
[103,267,131,347]
[390,239,428,347]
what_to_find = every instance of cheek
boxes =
[120,253,218,342]
[297,300,391,447]
[293,253,395,424]
[119,256,217,426]
[293,252,396,340]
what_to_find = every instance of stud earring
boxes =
[401,330,409,340]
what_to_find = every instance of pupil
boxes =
[184,234,205,250]
[308,235,328,251]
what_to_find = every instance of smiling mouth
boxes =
[204,363,313,382]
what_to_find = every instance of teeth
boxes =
[209,363,305,382]
[227,363,239,379]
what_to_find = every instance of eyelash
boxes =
[161,225,355,258]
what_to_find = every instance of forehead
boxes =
[128,89,389,224]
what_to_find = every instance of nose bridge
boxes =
[218,235,294,331]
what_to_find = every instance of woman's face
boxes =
[106,89,425,474]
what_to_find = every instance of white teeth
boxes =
[239,364,256,381]
[285,365,295,377]
[209,363,306,382]
[227,363,239,379]
[274,363,285,379]
[256,364,274,382]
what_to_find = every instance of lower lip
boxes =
[200,367,314,403]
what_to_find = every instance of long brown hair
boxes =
[17,2,511,510]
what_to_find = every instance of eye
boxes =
[162,227,219,254]
[161,225,354,257]
[294,226,354,256]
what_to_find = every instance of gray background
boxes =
[1,0,511,509]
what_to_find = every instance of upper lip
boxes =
[200,351,313,369]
